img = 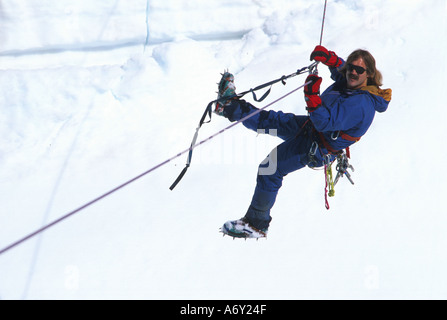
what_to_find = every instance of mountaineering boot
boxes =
[214,71,237,116]
[220,217,267,239]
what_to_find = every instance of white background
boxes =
[0,0,446,299]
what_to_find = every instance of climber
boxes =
[216,45,392,239]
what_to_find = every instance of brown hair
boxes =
[339,49,383,87]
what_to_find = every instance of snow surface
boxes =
[0,0,446,300]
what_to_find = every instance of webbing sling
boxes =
[169,62,318,190]
[317,131,361,155]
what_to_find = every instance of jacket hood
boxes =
[361,85,392,113]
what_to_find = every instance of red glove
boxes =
[304,74,322,112]
[310,45,342,68]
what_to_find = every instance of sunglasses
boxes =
[347,63,367,75]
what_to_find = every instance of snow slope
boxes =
[0,0,446,299]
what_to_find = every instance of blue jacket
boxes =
[310,61,392,151]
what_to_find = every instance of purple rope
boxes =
[0,81,311,256]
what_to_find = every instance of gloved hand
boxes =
[310,45,342,68]
[304,74,322,112]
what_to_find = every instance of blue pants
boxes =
[224,99,329,230]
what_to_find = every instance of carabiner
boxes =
[309,141,318,156]
[331,131,340,140]
[309,62,319,75]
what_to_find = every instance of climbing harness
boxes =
[305,120,359,210]
[307,120,359,209]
